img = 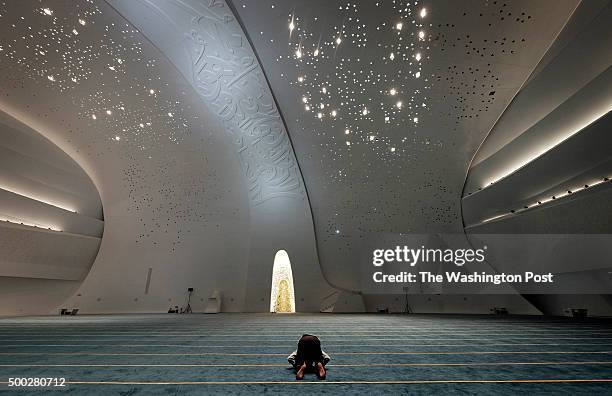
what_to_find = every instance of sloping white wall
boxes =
[0,112,103,316]
[106,0,333,312]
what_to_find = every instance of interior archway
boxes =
[270,250,296,313]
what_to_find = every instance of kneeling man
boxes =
[287,334,331,380]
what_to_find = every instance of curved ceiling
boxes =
[463,0,612,227]
[458,1,612,315]
[0,0,331,314]
[2,0,608,316]
[231,0,578,290]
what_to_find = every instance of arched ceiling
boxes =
[0,0,331,314]
[0,0,252,312]
[231,0,579,289]
[1,0,601,314]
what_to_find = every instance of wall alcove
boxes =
[270,250,296,313]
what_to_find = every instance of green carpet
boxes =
[0,313,611,395]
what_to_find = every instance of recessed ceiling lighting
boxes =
[415,52,422,61]
[396,22,403,30]
[345,128,350,134]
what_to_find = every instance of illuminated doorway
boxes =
[270,250,296,313]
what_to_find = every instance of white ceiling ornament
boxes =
[112,0,305,205]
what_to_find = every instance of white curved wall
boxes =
[3,0,606,316]
[106,0,333,312]
[463,1,612,316]
[0,109,103,316]
[0,0,331,314]
[232,0,578,313]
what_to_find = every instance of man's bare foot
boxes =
[316,362,326,379]
[296,363,307,380]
